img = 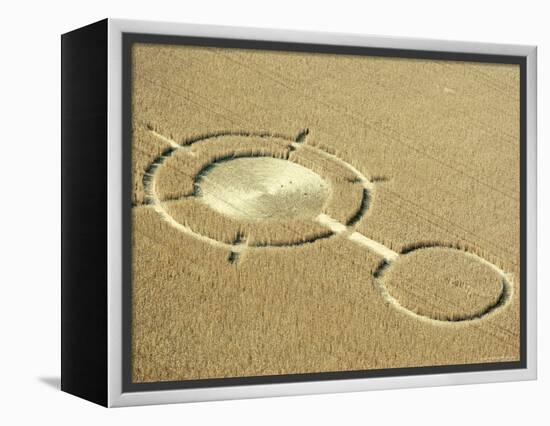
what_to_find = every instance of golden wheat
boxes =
[130,42,521,383]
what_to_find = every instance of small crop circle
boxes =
[375,247,511,322]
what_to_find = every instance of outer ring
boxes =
[144,131,374,251]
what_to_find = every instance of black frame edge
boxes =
[61,18,109,407]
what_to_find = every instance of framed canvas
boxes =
[61,18,537,407]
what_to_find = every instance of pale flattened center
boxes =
[196,157,330,221]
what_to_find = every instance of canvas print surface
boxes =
[129,42,521,384]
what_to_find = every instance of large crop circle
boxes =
[145,132,372,249]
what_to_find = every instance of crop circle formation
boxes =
[142,129,513,324]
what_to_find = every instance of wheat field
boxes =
[130,42,520,383]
